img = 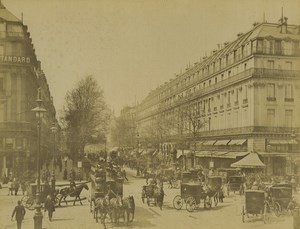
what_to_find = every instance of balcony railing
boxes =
[267,97,276,102]
[285,98,294,102]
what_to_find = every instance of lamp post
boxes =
[136,131,140,176]
[50,123,57,192]
[31,88,46,229]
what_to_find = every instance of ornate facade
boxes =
[0,3,58,177]
[136,18,300,175]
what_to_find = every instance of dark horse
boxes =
[153,186,164,210]
[121,195,135,225]
[58,183,89,206]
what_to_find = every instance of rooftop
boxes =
[0,2,21,22]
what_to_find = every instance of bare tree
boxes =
[62,75,111,163]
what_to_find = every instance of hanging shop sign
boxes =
[0,55,31,64]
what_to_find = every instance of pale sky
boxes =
[3,0,300,115]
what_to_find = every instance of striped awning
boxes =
[214,140,230,146]
[228,139,247,145]
[202,140,216,145]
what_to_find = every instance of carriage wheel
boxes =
[242,206,245,223]
[274,202,282,217]
[26,196,35,210]
[54,194,62,207]
[186,196,196,212]
[21,196,29,206]
[173,195,183,210]
[263,202,270,224]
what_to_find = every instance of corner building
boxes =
[0,4,58,177]
[136,19,300,176]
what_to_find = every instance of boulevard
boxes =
[0,167,296,229]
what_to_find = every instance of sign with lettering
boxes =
[0,55,31,64]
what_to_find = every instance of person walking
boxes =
[8,179,13,195]
[13,178,20,196]
[11,200,26,229]
[44,195,55,221]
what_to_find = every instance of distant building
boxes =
[0,3,59,177]
[134,18,300,175]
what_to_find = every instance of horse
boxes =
[109,195,123,224]
[94,196,110,228]
[58,183,89,206]
[121,195,135,225]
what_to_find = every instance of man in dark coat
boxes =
[44,195,55,221]
[11,200,26,229]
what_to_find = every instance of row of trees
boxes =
[111,103,208,154]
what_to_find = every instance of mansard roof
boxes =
[0,3,21,22]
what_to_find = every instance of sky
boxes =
[3,0,300,116]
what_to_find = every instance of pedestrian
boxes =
[291,176,297,193]
[8,179,13,195]
[13,178,19,196]
[44,195,55,221]
[11,200,26,229]
[63,169,68,180]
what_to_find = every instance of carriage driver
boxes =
[70,181,76,193]
[106,184,118,200]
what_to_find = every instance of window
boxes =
[267,109,275,126]
[244,63,247,70]
[267,83,276,100]
[285,110,293,127]
[275,40,282,54]
[227,91,231,104]
[242,85,248,103]
[0,73,4,94]
[0,45,4,55]
[268,60,274,69]
[235,88,239,104]
[285,84,293,101]
[286,61,293,70]
[257,39,263,53]
[215,77,217,84]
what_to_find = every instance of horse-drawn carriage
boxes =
[227,175,244,195]
[266,184,294,216]
[173,182,213,212]
[141,181,164,210]
[242,190,269,223]
[21,182,59,210]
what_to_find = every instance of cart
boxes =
[227,175,244,195]
[173,183,212,212]
[21,183,60,210]
[242,190,269,223]
[267,186,293,216]
[142,184,157,206]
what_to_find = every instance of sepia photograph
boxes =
[0,0,299,228]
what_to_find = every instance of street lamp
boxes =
[31,88,46,229]
[50,123,57,192]
[136,131,140,176]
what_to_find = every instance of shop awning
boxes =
[231,152,265,168]
[214,140,230,146]
[223,151,249,158]
[269,139,298,145]
[202,140,216,146]
[228,139,247,145]
[195,151,213,157]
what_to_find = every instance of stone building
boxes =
[135,18,300,175]
[0,3,59,178]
